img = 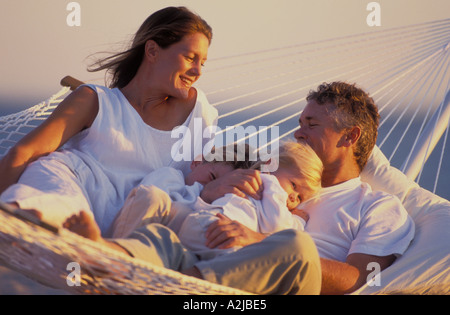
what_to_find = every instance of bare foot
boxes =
[63,211,133,256]
[63,211,102,242]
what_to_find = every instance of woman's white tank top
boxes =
[61,84,218,231]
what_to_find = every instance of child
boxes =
[108,143,255,238]
[63,143,256,255]
[64,141,323,262]
[177,141,323,260]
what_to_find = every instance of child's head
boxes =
[185,143,255,186]
[254,141,323,210]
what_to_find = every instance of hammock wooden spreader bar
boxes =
[60,76,84,91]
[0,201,248,295]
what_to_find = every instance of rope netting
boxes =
[0,19,449,294]
[0,86,71,157]
[0,202,247,295]
[195,18,450,198]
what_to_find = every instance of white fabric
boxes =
[302,177,415,262]
[178,174,306,260]
[109,167,205,236]
[140,124,181,172]
[1,85,218,234]
[139,167,204,206]
[215,174,306,233]
[352,146,450,295]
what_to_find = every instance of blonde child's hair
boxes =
[253,140,323,199]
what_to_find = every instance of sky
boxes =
[0,0,449,114]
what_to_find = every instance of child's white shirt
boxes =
[192,174,305,233]
[139,167,203,206]
[178,174,306,260]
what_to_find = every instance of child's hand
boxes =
[291,208,309,223]
[200,169,263,204]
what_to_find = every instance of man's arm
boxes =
[320,253,396,295]
[206,215,397,295]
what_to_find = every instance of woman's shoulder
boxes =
[61,85,99,122]
[78,84,117,97]
[190,87,218,122]
[193,87,211,107]
[76,84,131,113]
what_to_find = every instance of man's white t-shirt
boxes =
[301,177,415,262]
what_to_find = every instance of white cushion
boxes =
[353,146,450,294]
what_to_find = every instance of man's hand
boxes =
[205,213,266,249]
[200,169,263,204]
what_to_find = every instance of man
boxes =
[203,82,415,294]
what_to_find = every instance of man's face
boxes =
[294,101,347,167]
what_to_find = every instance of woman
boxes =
[0,7,219,234]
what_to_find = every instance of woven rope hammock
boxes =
[0,201,246,294]
[0,19,449,294]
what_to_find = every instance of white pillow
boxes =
[354,146,450,294]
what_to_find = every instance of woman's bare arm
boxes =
[0,86,99,194]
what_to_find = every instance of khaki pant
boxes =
[111,185,321,295]
[110,185,192,238]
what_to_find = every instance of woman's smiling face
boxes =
[152,32,209,99]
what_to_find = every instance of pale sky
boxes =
[0,0,449,113]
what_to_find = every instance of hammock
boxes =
[0,19,449,295]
